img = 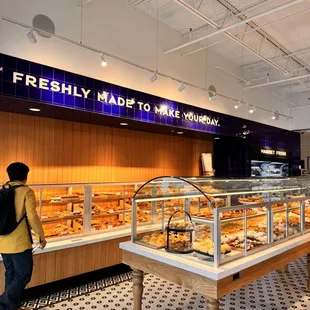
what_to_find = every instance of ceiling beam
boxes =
[167,0,292,74]
[244,73,310,90]
[166,0,305,54]
[242,45,310,71]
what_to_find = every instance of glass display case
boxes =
[30,182,144,241]
[131,176,310,267]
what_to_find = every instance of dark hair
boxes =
[6,162,30,181]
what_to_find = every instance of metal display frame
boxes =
[131,176,310,267]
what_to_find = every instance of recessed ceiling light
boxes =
[214,137,220,140]
[120,122,128,126]
[29,108,40,112]
[177,131,183,135]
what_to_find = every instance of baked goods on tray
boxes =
[45,195,80,202]
[226,235,266,251]
[41,211,81,219]
[168,234,192,252]
[193,239,231,256]
[91,220,102,230]
[201,186,223,194]
[141,232,166,247]
[287,193,305,198]
[194,225,211,241]
[167,222,195,230]
[292,208,310,218]
[208,197,226,207]
[288,201,300,208]
[137,201,151,210]
[238,196,264,204]
[157,207,182,220]
[193,239,213,254]
[44,224,78,237]
[272,204,286,211]
[192,208,213,219]
[222,222,244,234]
[222,208,258,219]
[125,210,151,224]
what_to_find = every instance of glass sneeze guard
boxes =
[131,176,310,267]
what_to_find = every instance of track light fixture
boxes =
[149,72,158,83]
[178,82,185,92]
[234,101,242,109]
[271,111,279,121]
[249,106,256,114]
[100,53,107,67]
[27,28,37,44]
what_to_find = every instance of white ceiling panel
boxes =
[124,0,310,103]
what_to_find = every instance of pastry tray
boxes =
[165,248,194,254]
[136,239,165,250]
[194,249,231,257]
[238,200,264,205]
[287,195,306,199]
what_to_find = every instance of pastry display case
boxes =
[30,182,144,241]
[131,176,310,267]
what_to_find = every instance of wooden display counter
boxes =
[0,235,130,293]
[121,234,310,310]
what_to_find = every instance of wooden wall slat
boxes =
[0,111,213,184]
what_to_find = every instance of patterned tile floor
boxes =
[24,257,310,310]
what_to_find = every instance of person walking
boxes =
[0,162,46,310]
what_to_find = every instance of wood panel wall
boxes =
[0,112,213,184]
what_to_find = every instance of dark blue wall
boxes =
[0,53,301,176]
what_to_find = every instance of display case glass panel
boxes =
[131,176,310,267]
[32,182,143,240]
[33,185,85,239]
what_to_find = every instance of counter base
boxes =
[122,239,310,309]
[0,236,130,293]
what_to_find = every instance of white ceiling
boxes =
[124,0,310,106]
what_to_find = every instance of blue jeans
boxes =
[0,250,33,310]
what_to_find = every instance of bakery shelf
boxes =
[92,195,131,202]
[41,214,83,223]
[191,216,214,225]
[92,210,132,217]
[40,199,84,205]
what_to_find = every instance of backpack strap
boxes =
[4,183,34,244]
[2,183,25,191]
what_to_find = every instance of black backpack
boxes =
[0,183,25,235]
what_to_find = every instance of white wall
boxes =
[290,106,310,130]
[0,0,292,129]
[301,132,310,169]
